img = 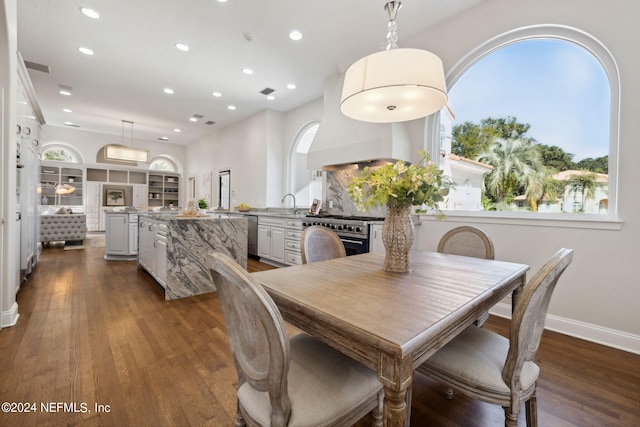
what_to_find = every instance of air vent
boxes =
[205,121,216,126]
[192,114,204,119]
[260,87,275,95]
[24,60,50,74]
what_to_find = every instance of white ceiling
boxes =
[17,0,482,145]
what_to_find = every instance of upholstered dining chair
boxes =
[437,225,495,260]
[438,226,495,326]
[207,252,383,427]
[416,248,573,427]
[300,225,346,264]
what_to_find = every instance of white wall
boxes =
[409,0,640,352]
[187,99,324,210]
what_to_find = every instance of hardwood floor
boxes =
[1,245,638,426]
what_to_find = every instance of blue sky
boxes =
[447,39,609,162]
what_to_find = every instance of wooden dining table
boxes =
[251,250,529,427]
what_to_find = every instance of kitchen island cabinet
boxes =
[138,213,247,300]
[104,211,138,260]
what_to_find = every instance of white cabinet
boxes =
[132,184,148,207]
[85,182,102,231]
[369,223,385,253]
[105,212,138,260]
[137,217,168,288]
[284,219,304,265]
[258,217,286,264]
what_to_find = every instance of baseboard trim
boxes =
[1,302,20,328]
[491,303,640,355]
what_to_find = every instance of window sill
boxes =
[418,210,623,230]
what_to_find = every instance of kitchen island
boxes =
[138,213,247,300]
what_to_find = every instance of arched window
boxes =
[149,156,177,172]
[41,144,82,163]
[288,122,321,208]
[437,25,618,218]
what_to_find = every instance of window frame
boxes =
[40,143,83,164]
[149,156,177,172]
[424,24,621,230]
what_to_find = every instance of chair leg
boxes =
[372,389,384,427]
[445,387,454,400]
[235,399,246,427]
[525,391,538,427]
[504,408,518,427]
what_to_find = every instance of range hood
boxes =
[308,74,412,170]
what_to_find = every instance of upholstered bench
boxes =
[40,213,87,243]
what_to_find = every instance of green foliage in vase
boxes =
[347,151,451,217]
[197,198,209,209]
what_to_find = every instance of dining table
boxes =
[251,250,529,427]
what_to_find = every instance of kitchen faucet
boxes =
[281,193,297,213]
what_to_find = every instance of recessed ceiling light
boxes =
[164,88,174,94]
[289,30,303,41]
[227,105,236,110]
[173,128,181,133]
[212,91,222,97]
[175,43,189,52]
[78,47,94,55]
[190,117,198,122]
[287,83,296,90]
[80,7,100,19]
[266,95,275,101]
[242,68,253,75]
[59,90,72,96]
[63,108,72,113]
[158,137,169,141]
[217,0,228,3]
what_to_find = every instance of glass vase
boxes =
[382,204,414,272]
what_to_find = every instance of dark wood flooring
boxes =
[1,244,638,426]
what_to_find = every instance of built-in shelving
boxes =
[39,163,84,206]
[148,173,180,207]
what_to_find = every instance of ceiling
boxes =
[17,0,482,145]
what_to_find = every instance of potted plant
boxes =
[197,198,208,214]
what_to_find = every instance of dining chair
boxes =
[415,248,573,427]
[207,252,383,427]
[438,225,495,326]
[300,225,346,264]
[437,225,495,259]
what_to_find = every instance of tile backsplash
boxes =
[325,168,386,218]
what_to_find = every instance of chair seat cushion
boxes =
[238,333,382,427]
[419,326,539,398]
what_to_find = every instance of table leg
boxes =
[379,354,413,426]
[383,386,408,427]
[511,275,526,312]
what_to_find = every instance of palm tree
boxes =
[568,172,597,212]
[525,168,563,211]
[477,138,545,204]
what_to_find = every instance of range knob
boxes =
[346,225,353,232]
[329,224,336,229]
[354,226,362,233]
[337,225,343,231]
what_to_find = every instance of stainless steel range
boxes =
[302,215,385,256]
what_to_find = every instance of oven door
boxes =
[339,237,369,256]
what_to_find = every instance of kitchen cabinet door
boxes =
[269,227,285,263]
[369,224,385,253]
[105,214,128,255]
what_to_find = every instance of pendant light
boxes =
[340,1,448,123]
[105,120,149,163]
